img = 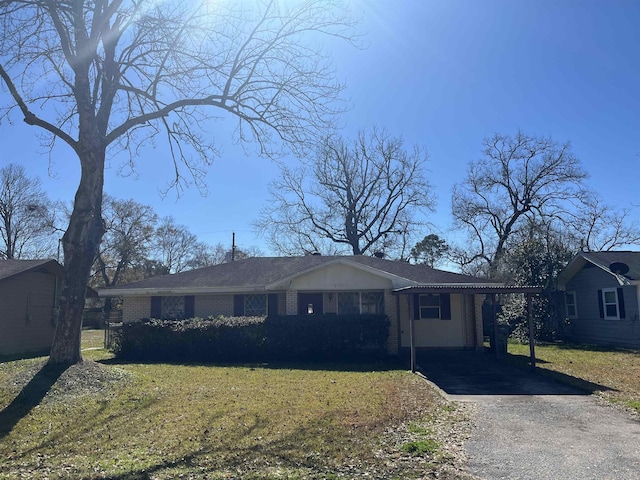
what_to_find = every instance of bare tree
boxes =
[0,164,56,259]
[93,195,157,287]
[256,128,434,257]
[153,216,202,274]
[92,196,157,319]
[451,131,587,277]
[0,0,355,363]
[569,195,640,251]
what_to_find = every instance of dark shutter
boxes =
[234,295,245,316]
[413,294,420,320]
[597,290,604,318]
[440,293,451,320]
[150,296,162,319]
[617,288,626,319]
[267,294,278,317]
[185,295,195,318]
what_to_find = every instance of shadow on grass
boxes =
[546,341,640,354]
[0,363,68,438]
[507,352,618,395]
[82,411,381,480]
[416,350,615,396]
[99,356,407,373]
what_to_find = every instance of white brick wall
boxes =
[123,296,150,323]
[195,295,233,317]
[384,290,398,354]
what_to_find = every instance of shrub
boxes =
[265,313,389,360]
[111,314,390,362]
[111,316,267,362]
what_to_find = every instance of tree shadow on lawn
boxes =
[0,362,68,439]
[417,350,615,397]
[82,411,376,480]
[99,356,409,373]
[507,352,617,395]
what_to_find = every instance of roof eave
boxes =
[265,257,414,290]
[99,285,269,297]
[392,284,543,295]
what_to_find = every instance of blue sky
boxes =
[2,0,639,255]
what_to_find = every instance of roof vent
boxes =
[609,262,630,275]
[373,251,384,258]
[311,251,322,256]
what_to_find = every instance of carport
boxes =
[393,285,543,372]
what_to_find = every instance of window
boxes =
[151,296,194,320]
[419,294,440,319]
[414,293,451,320]
[245,294,267,316]
[565,292,577,318]
[161,296,185,320]
[338,292,360,314]
[361,292,385,314]
[601,288,620,319]
[337,292,385,314]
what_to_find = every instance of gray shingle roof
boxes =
[101,255,498,294]
[580,251,640,281]
[0,259,62,282]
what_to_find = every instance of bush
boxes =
[266,313,389,360]
[111,314,389,362]
[111,316,267,362]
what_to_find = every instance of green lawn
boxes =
[0,330,471,479]
[507,340,640,413]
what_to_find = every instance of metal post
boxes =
[527,293,536,370]
[409,295,416,372]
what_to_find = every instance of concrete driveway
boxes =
[417,351,640,480]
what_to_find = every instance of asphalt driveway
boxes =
[417,351,640,480]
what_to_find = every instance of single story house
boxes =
[557,251,640,349]
[101,255,541,365]
[0,259,63,357]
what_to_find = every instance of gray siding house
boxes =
[0,259,63,357]
[101,255,537,358]
[557,251,640,348]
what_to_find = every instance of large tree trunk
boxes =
[48,151,105,365]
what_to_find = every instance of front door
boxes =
[298,292,324,315]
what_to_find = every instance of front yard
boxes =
[508,341,640,414]
[0,330,475,479]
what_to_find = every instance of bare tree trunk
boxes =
[49,151,105,365]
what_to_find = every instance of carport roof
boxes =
[393,284,543,295]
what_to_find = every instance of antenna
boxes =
[232,232,236,261]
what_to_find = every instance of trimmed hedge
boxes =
[111,314,389,362]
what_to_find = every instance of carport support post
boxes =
[409,295,416,373]
[492,294,498,354]
[527,293,536,370]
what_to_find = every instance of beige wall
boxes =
[290,263,393,291]
[0,271,58,356]
[399,293,476,348]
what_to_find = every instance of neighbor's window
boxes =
[245,294,267,316]
[602,289,619,319]
[565,291,577,318]
[419,294,440,319]
[337,291,385,315]
[162,296,185,320]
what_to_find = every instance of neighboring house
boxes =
[100,255,539,357]
[0,259,63,357]
[557,251,640,348]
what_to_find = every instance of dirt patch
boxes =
[4,360,131,405]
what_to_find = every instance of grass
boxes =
[0,329,468,479]
[507,340,640,413]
